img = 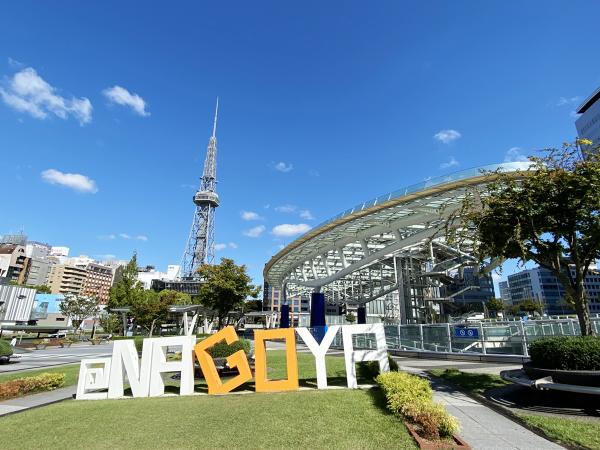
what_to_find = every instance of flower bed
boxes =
[376,371,466,449]
[0,373,65,401]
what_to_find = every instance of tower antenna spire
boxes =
[212,97,219,138]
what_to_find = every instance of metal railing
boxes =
[321,317,600,357]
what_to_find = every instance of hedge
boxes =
[0,373,65,401]
[529,336,600,371]
[376,371,459,440]
[0,339,13,357]
[207,339,251,358]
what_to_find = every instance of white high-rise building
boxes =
[575,87,600,152]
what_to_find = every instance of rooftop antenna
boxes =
[212,97,219,138]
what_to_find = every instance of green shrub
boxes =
[207,339,251,358]
[529,336,600,370]
[357,355,399,380]
[0,373,65,400]
[376,371,459,440]
[0,339,13,357]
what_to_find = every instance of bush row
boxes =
[529,336,600,371]
[0,339,13,357]
[207,339,251,358]
[376,371,459,441]
[0,373,65,401]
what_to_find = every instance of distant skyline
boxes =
[1,1,599,289]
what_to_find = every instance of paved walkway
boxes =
[0,386,75,417]
[396,362,563,450]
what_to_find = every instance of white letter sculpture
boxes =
[108,339,154,398]
[342,323,389,388]
[296,326,340,389]
[148,336,195,397]
[76,358,112,400]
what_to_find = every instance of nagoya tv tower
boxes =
[181,99,220,279]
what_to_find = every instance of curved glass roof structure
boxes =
[264,162,532,312]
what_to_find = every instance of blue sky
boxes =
[1,1,599,288]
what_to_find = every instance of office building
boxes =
[440,267,496,306]
[25,258,51,286]
[47,264,87,296]
[576,86,600,154]
[137,264,180,289]
[81,262,114,304]
[506,266,600,315]
[499,280,511,304]
[0,244,30,284]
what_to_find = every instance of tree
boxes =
[98,313,122,335]
[345,313,356,323]
[447,141,600,335]
[486,298,505,313]
[197,258,261,327]
[131,290,192,336]
[59,294,100,334]
[518,299,543,315]
[108,252,144,309]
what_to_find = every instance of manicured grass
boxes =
[0,363,80,387]
[430,368,600,450]
[0,350,416,449]
[517,413,600,450]
[429,368,510,394]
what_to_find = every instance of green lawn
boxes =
[430,368,600,450]
[0,351,416,449]
[0,363,80,386]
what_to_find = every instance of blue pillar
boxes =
[357,306,366,324]
[280,304,290,328]
[310,292,327,343]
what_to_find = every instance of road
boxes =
[1,344,113,374]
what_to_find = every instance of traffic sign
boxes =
[454,327,479,339]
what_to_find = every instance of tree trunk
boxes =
[574,281,594,336]
[149,319,157,337]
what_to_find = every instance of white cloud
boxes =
[299,209,315,220]
[309,169,320,177]
[0,67,92,125]
[98,234,116,240]
[216,242,238,251]
[275,204,297,213]
[8,57,24,69]
[272,223,311,237]
[434,129,461,144]
[103,85,150,117]
[241,210,263,221]
[557,96,580,106]
[119,233,131,239]
[243,225,266,238]
[273,161,293,173]
[41,169,98,193]
[135,235,148,242]
[439,157,459,169]
[96,254,117,260]
[570,110,580,119]
[504,147,528,163]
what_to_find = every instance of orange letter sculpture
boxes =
[254,328,299,393]
[194,326,252,394]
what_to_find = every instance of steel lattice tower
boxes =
[180,99,220,279]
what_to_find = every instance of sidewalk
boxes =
[0,386,75,417]
[397,364,563,450]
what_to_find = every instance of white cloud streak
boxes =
[272,223,311,237]
[275,204,297,213]
[434,129,461,144]
[103,85,150,117]
[557,96,580,106]
[0,67,92,125]
[273,162,293,173]
[41,169,98,193]
[215,242,238,251]
[243,225,266,238]
[299,209,315,220]
[504,147,528,163]
[439,157,459,169]
[241,210,263,221]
